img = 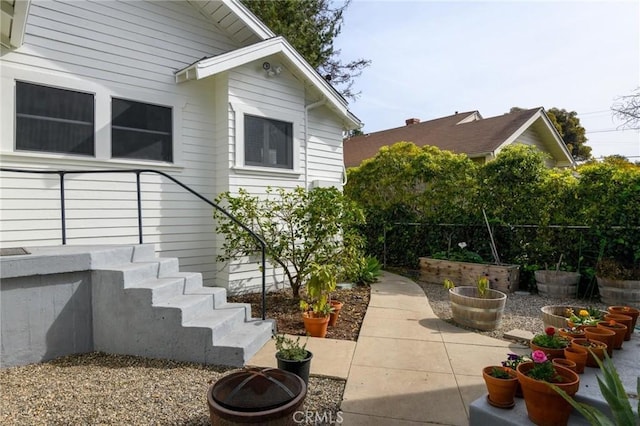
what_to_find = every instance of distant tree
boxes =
[546,108,592,162]
[242,0,370,100]
[346,128,363,138]
[612,87,640,129]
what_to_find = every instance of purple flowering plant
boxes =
[501,352,531,370]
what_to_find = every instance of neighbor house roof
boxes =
[344,107,575,167]
[175,36,361,129]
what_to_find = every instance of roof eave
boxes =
[175,37,360,129]
[1,0,31,48]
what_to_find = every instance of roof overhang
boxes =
[175,36,361,129]
[1,0,30,48]
[497,108,576,168]
[187,0,274,46]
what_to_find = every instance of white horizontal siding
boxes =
[0,0,242,285]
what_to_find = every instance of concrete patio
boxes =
[249,271,531,425]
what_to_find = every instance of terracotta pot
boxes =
[563,346,587,374]
[557,327,586,340]
[529,341,568,360]
[328,301,343,327]
[607,306,639,339]
[302,312,329,338]
[571,339,607,368]
[516,362,580,426]
[596,321,626,350]
[482,366,518,408]
[584,326,616,357]
[552,358,577,373]
[604,313,634,341]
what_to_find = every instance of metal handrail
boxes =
[0,167,268,320]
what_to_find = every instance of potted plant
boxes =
[300,263,337,338]
[607,305,639,339]
[530,327,571,360]
[571,338,607,368]
[516,350,580,426]
[501,352,532,398]
[557,326,585,340]
[274,334,313,385]
[482,366,519,408]
[444,276,507,331]
[563,346,588,374]
[596,320,627,350]
[603,312,634,341]
[566,307,603,328]
[583,326,616,357]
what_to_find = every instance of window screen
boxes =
[244,115,293,169]
[112,98,172,162]
[16,82,95,156]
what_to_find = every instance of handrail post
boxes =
[261,244,266,320]
[59,172,66,245]
[136,171,143,244]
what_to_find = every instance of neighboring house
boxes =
[344,107,575,168]
[0,0,360,293]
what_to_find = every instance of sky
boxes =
[334,0,640,160]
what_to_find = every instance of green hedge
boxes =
[345,143,640,294]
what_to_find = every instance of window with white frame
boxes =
[15,81,95,156]
[244,114,293,169]
[111,98,173,162]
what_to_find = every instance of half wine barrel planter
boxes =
[534,270,580,297]
[448,287,507,331]
[596,276,640,309]
[516,362,580,426]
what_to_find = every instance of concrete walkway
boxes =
[248,271,529,425]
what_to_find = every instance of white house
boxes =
[0,0,360,293]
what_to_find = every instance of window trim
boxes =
[1,66,185,167]
[232,103,301,175]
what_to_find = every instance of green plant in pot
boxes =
[530,327,570,360]
[300,263,337,338]
[274,334,313,385]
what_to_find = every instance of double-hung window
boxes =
[112,98,173,162]
[244,115,293,169]
[15,81,95,156]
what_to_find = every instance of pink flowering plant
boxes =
[527,350,561,382]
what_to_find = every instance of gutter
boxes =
[304,99,327,189]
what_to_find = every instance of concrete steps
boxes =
[91,244,274,366]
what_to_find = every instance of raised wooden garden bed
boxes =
[419,257,520,293]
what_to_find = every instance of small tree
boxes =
[213,186,364,299]
[612,87,640,130]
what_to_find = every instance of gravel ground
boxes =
[0,353,344,425]
[418,280,608,340]
[1,279,607,425]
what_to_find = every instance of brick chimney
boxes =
[405,118,420,126]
